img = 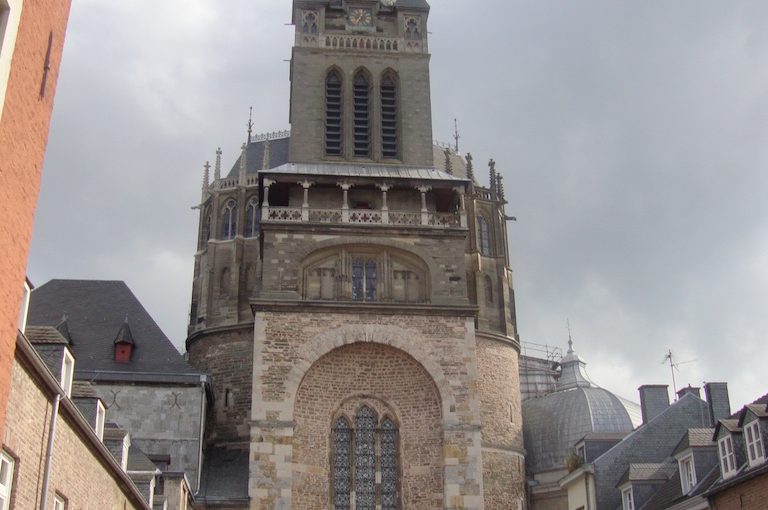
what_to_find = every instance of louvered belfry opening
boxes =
[325,71,343,156]
[353,72,371,157]
[381,75,398,159]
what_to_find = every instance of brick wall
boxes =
[0,0,72,436]
[711,472,768,510]
[3,353,145,509]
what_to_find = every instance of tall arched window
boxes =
[353,71,371,157]
[352,258,378,301]
[478,216,491,256]
[331,407,401,510]
[245,197,259,238]
[484,274,494,304]
[380,73,399,159]
[332,417,352,510]
[221,199,237,240]
[325,70,343,156]
[199,207,211,249]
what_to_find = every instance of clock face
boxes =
[348,8,373,27]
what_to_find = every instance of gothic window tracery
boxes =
[380,73,399,159]
[302,247,426,303]
[326,70,343,156]
[404,17,421,40]
[331,407,401,510]
[353,71,371,157]
[245,197,259,238]
[301,11,318,34]
[221,199,237,240]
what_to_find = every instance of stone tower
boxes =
[186,1,525,508]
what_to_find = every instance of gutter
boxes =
[15,333,150,510]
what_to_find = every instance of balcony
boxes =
[264,206,462,228]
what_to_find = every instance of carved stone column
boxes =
[457,186,467,228]
[338,182,352,223]
[378,184,391,224]
[300,180,313,222]
[262,178,274,219]
[417,185,431,225]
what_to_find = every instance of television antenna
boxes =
[661,350,697,396]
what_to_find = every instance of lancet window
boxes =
[199,207,211,249]
[353,72,371,157]
[404,17,421,40]
[478,215,491,256]
[380,73,399,159]
[245,197,259,238]
[331,407,400,510]
[221,199,237,240]
[352,258,377,301]
[325,71,343,156]
[301,11,318,34]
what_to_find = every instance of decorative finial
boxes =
[496,173,505,202]
[247,106,254,145]
[465,152,474,181]
[453,118,460,153]
[214,148,222,181]
[567,319,574,353]
[489,159,497,196]
[444,147,453,174]
[203,161,211,189]
[239,143,248,185]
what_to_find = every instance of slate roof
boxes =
[127,445,159,472]
[27,280,201,383]
[640,465,720,510]
[618,463,677,486]
[263,162,465,182]
[71,380,100,399]
[672,428,715,456]
[197,447,249,504]
[25,326,70,345]
[226,136,290,177]
[293,0,430,11]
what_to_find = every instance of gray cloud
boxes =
[29,0,768,408]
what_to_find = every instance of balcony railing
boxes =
[264,206,465,229]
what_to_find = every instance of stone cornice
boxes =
[475,330,521,352]
[250,299,478,317]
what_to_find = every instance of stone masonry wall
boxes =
[188,325,253,443]
[711,472,768,510]
[0,0,71,438]
[292,342,443,509]
[250,310,486,509]
[4,357,144,510]
[93,382,204,491]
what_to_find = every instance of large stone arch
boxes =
[292,341,444,509]
[283,323,458,422]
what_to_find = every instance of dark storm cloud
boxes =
[29,0,768,407]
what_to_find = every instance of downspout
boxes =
[584,471,591,510]
[40,393,61,510]
[196,378,207,492]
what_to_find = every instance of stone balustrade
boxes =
[264,206,462,229]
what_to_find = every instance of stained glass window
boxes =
[365,260,377,301]
[333,417,352,510]
[380,418,399,510]
[355,406,377,510]
[352,258,378,302]
[221,199,237,240]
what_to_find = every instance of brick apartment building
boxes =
[0,0,72,436]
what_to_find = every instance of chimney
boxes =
[639,385,670,424]
[704,382,731,426]
[676,385,701,400]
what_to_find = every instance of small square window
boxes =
[745,420,765,467]
[719,435,737,478]
[0,452,15,510]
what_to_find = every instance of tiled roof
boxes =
[619,463,677,486]
[71,380,99,399]
[293,0,430,10]
[263,161,465,182]
[25,326,70,345]
[672,428,715,455]
[27,280,201,382]
[127,445,158,472]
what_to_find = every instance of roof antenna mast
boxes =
[662,349,697,397]
[453,118,460,153]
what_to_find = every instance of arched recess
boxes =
[283,323,457,421]
[292,342,444,510]
[301,243,429,303]
[293,237,442,298]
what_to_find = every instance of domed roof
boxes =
[522,340,640,474]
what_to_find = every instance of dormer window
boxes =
[718,435,737,478]
[679,455,696,494]
[113,319,135,363]
[60,348,74,398]
[621,487,634,510]
[745,420,765,467]
[95,401,106,441]
[18,279,31,333]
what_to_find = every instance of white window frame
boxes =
[621,486,635,510]
[0,451,15,510]
[95,400,106,441]
[53,493,66,510]
[718,435,737,478]
[17,279,30,333]
[679,454,696,494]
[60,348,74,398]
[0,0,24,123]
[745,420,765,467]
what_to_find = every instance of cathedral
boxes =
[186,0,525,508]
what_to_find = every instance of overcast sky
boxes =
[28,0,768,409]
